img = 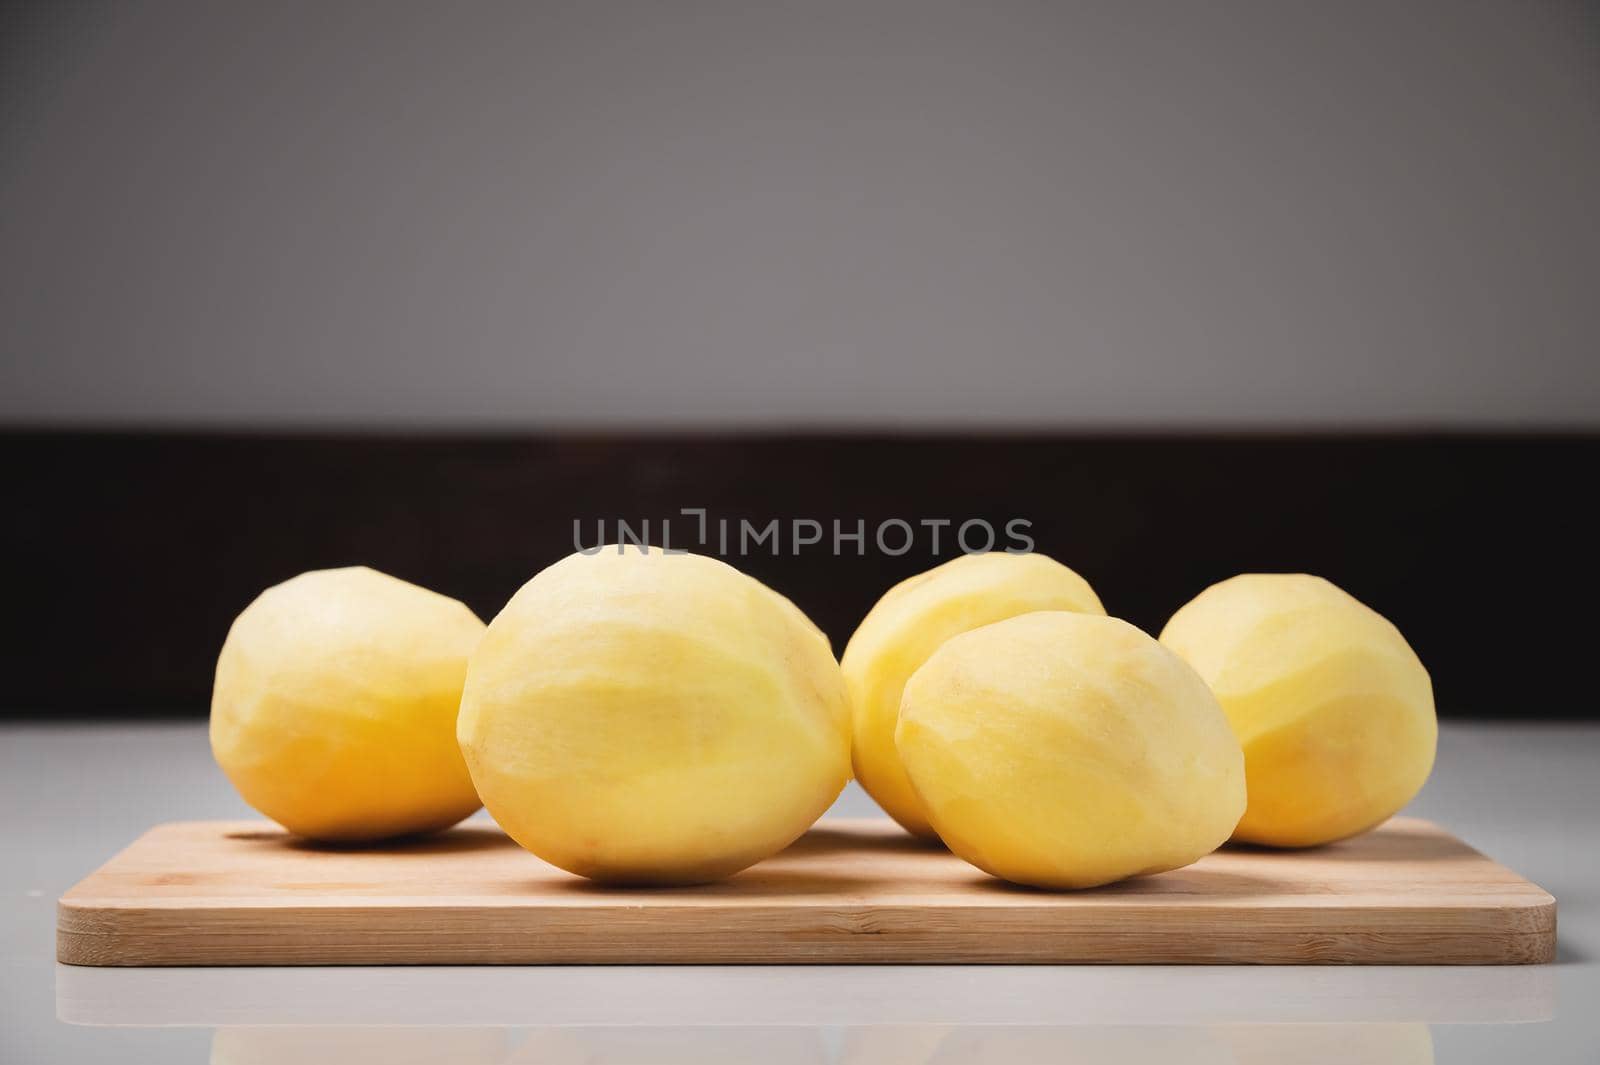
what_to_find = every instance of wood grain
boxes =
[58,817,1555,966]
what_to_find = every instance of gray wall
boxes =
[3,1,1598,429]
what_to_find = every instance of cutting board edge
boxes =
[57,894,1557,967]
[55,817,1558,967]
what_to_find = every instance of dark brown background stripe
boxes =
[6,431,1595,719]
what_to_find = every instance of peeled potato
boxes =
[1159,573,1437,847]
[210,567,485,841]
[457,546,850,884]
[896,611,1246,889]
[841,552,1105,838]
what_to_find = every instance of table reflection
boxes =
[211,1027,512,1065]
[58,963,1553,1027]
[838,1025,1433,1065]
[203,1023,1434,1065]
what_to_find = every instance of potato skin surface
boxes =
[896,611,1246,889]
[210,567,485,842]
[1160,573,1437,848]
[457,546,850,885]
[841,553,1105,839]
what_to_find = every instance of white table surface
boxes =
[4,721,1597,1063]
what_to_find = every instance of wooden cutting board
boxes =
[57,817,1554,966]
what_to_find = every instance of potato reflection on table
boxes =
[208,1025,830,1065]
[837,1025,1433,1065]
[207,1023,1434,1065]
[507,1027,832,1065]
[209,1026,510,1065]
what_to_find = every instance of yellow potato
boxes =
[896,611,1245,889]
[841,552,1105,838]
[210,567,485,841]
[1159,573,1437,847]
[457,546,850,884]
